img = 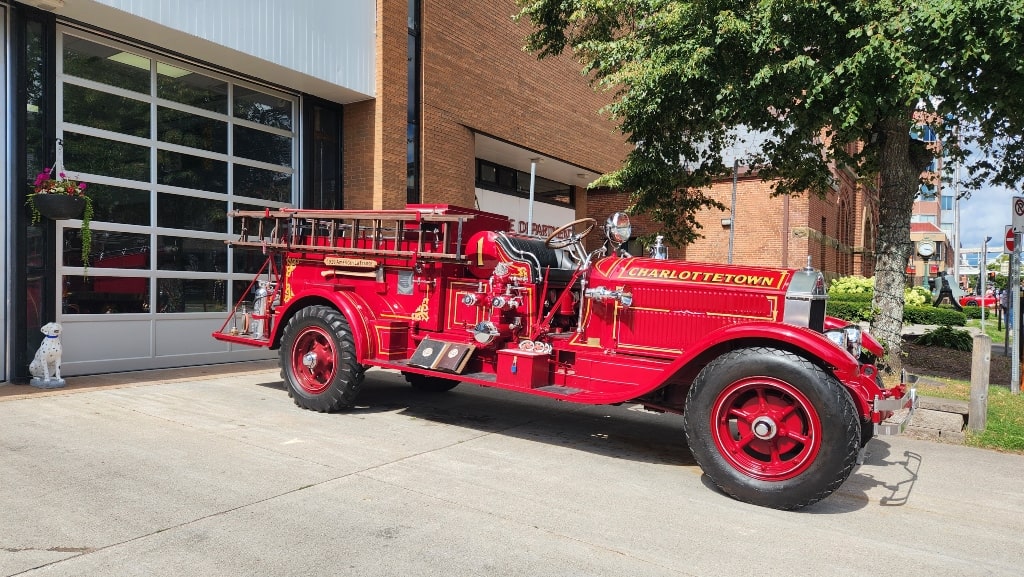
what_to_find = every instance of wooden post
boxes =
[969,334,990,432]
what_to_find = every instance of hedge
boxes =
[825,300,967,326]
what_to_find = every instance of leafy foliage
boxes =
[914,326,974,351]
[516,0,1024,372]
[902,306,967,327]
[828,276,931,306]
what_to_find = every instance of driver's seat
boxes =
[494,233,579,283]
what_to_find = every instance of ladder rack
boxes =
[227,208,475,264]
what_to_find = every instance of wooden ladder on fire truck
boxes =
[227,208,475,264]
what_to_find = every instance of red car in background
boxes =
[959,295,999,308]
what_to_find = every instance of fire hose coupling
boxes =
[584,286,633,307]
[490,295,522,310]
[461,293,485,306]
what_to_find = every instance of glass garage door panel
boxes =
[55,28,295,374]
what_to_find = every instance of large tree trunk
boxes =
[870,115,933,376]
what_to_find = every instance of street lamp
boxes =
[918,238,935,290]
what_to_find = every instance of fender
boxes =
[665,321,861,383]
[274,286,379,361]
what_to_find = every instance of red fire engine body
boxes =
[213,204,915,509]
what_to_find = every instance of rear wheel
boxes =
[280,305,365,412]
[403,372,460,393]
[683,347,860,510]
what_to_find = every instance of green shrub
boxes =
[902,305,967,326]
[829,293,873,304]
[914,326,973,351]
[826,300,874,322]
[829,275,874,296]
[905,286,933,307]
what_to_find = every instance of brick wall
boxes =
[419,0,627,205]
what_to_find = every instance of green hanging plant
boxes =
[28,165,93,274]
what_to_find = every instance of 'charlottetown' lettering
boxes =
[622,267,777,287]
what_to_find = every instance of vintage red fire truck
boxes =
[213,204,915,509]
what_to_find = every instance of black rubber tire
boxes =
[966,299,978,307]
[860,417,875,448]
[682,347,861,510]
[279,305,365,412]
[403,372,460,393]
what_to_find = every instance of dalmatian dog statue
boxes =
[29,322,65,388]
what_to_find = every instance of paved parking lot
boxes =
[2,363,1023,576]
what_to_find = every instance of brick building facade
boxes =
[587,168,880,281]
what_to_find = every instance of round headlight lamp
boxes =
[606,212,632,245]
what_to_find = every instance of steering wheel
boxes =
[545,218,597,249]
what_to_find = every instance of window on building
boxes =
[475,158,573,208]
[407,1,421,204]
[940,195,954,210]
[58,30,297,315]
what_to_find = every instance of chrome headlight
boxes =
[825,326,862,358]
[606,212,632,245]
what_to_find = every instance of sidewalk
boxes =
[0,360,278,401]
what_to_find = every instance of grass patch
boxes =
[912,380,1024,453]
[966,317,1013,344]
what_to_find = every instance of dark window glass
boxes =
[64,230,149,269]
[157,67,228,113]
[408,0,418,30]
[63,275,151,314]
[63,36,150,94]
[309,105,342,210]
[157,235,227,272]
[234,165,292,203]
[407,37,417,124]
[65,132,150,181]
[157,278,227,313]
[157,193,227,232]
[231,201,275,236]
[478,161,497,183]
[158,106,227,153]
[86,184,150,225]
[157,150,227,193]
[25,21,47,354]
[64,84,150,138]
[235,86,292,130]
[498,166,516,190]
[233,124,291,165]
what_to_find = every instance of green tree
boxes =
[516,0,1024,372]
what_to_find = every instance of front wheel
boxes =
[683,347,860,510]
[280,305,365,412]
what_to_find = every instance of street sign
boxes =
[1007,225,1015,253]
[1013,196,1024,232]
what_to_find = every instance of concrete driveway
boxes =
[2,363,1022,576]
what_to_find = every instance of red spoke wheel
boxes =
[710,377,821,481]
[683,347,860,510]
[280,305,365,412]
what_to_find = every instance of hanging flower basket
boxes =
[30,193,86,220]
[26,139,94,272]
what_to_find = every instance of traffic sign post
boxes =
[1013,196,1024,232]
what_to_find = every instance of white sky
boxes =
[957,184,1018,251]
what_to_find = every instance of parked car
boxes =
[959,295,999,308]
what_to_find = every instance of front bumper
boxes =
[872,387,918,435]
